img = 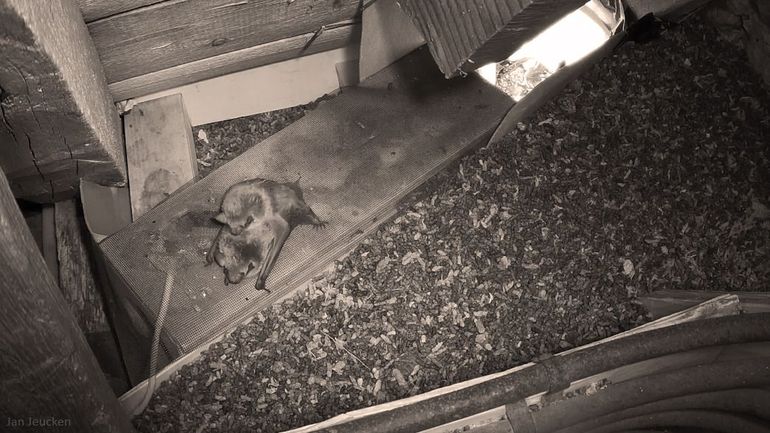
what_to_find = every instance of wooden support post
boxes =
[124,94,197,220]
[399,0,586,78]
[0,168,133,431]
[0,0,126,203]
[55,198,109,334]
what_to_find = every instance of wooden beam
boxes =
[398,0,586,78]
[76,0,163,22]
[0,167,133,432]
[87,0,362,84]
[108,22,360,101]
[0,0,126,203]
[55,198,109,334]
[124,94,197,220]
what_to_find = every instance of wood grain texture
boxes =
[56,198,109,334]
[109,22,359,101]
[124,94,197,220]
[0,168,132,432]
[87,0,362,83]
[399,0,585,77]
[76,0,164,22]
[42,205,59,284]
[0,0,126,203]
[358,0,425,81]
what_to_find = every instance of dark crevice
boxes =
[23,132,44,180]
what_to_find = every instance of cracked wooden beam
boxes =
[0,0,126,203]
[398,0,587,78]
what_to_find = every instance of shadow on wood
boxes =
[0,166,132,432]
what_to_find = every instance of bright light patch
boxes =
[499,1,622,101]
[510,3,613,71]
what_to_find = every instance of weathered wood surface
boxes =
[76,0,162,22]
[399,0,586,77]
[108,22,359,101]
[0,0,126,203]
[56,198,110,334]
[0,168,133,433]
[359,0,425,81]
[640,289,770,319]
[124,94,197,220]
[41,205,60,284]
[87,0,362,84]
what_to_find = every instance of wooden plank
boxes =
[41,204,59,285]
[76,0,163,22]
[420,407,510,433]
[0,0,126,203]
[359,0,425,81]
[55,198,109,334]
[471,420,514,433]
[640,289,770,319]
[124,94,197,220]
[87,0,362,83]
[399,0,586,77]
[108,22,359,101]
[0,166,132,432]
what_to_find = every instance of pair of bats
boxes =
[207,178,326,291]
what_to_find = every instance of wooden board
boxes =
[108,22,359,101]
[76,0,163,22]
[41,205,59,285]
[87,0,362,83]
[100,47,513,357]
[0,0,126,203]
[640,289,770,319]
[124,94,197,220]
[55,198,109,334]
[0,164,132,433]
[399,0,586,78]
[359,0,425,81]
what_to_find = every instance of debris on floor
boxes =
[135,17,769,433]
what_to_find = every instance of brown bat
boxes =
[207,177,327,290]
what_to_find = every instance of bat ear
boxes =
[213,212,229,225]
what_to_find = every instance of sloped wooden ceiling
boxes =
[77,0,362,101]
